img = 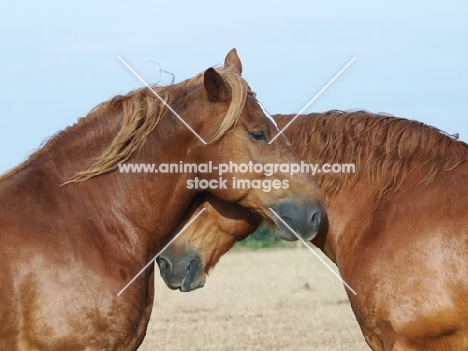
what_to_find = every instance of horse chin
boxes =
[275,226,298,241]
[275,219,318,242]
[180,275,206,292]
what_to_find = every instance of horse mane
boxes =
[275,111,467,206]
[0,66,249,184]
[59,66,249,183]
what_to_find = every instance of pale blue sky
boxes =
[1,0,467,173]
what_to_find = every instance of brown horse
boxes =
[0,50,325,350]
[159,111,468,351]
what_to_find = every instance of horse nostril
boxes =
[181,260,200,292]
[309,207,323,233]
[157,257,170,272]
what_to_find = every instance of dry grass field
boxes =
[139,248,369,351]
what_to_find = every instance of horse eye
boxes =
[249,131,266,141]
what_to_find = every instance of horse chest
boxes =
[8,254,151,351]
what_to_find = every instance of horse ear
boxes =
[224,48,242,75]
[204,67,230,102]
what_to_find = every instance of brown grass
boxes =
[140,248,368,351]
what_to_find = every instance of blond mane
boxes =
[276,111,467,206]
[57,66,249,183]
[0,66,249,184]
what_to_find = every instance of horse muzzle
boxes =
[157,255,206,292]
[269,201,323,241]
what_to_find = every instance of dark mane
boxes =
[275,110,467,205]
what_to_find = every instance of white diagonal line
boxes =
[268,57,356,144]
[269,208,357,295]
[118,56,207,145]
[117,207,206,296]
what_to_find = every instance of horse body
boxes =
[0,160,154,350]
[0,89,193,350]
[278,112,468,350]
[0,50,325,350]
[332,164,468,350]
[159,111,468,350]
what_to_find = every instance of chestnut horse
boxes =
[0,50,325,350]
[159,111,468,351]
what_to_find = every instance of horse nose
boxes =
[270,202,324,241]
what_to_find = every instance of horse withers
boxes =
[0,51,324,350]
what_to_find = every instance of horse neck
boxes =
[276,111,467,266]
[312,176,377,264]
[314,149,468,267]
[3,109,195,262]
